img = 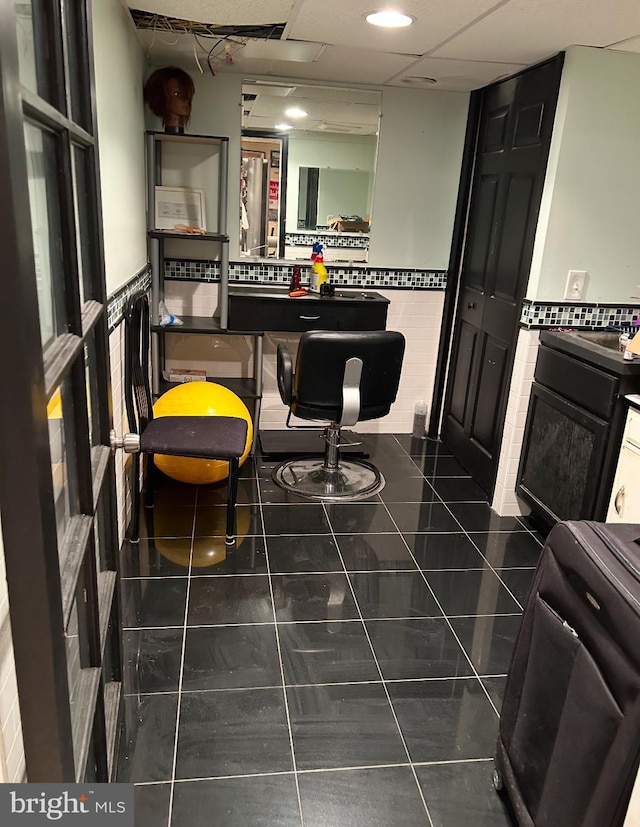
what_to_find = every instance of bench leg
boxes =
[226,457,240,547]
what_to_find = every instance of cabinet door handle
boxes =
[615,485,625,515]
[300,315,320,321]
[467,302,476,309]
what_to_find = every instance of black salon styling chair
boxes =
[117,291,248,546]
[273,330,405,500]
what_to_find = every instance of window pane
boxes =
[49,380,80,546]
[84,337,100,447]
[15,0,54,103]
[94,483,108,574]
[64,1,90,130]
[66,595,82,709]
[24,122,67,348]
[72,145,94,304]
[67,590,94,768]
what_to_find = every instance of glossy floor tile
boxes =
[387,678,499,762]
[172,775,302,826]
[278,620,379,684]
[181,624,282,690]
[175,688,293,779]
[299,766,431,827]
[415,761,515,826]
[286,682,408,770]
[117,433,542,825]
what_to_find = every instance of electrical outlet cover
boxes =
[564,270,587,301]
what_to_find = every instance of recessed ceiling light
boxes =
[402,76,437,85]
[275,122,292,130]
[365,10,414,28]
[285,106,308,119]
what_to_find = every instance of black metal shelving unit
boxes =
[146,131,263,443]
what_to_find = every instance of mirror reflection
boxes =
[240,81,380,262]
[297,167,373,232]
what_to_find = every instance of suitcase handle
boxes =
[615,485,625,516]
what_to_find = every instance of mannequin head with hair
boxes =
[143,66,195,132]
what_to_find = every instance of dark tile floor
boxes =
[117,435,546,826]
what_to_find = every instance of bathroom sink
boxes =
[573,331,623,351]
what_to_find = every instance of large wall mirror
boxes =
[240,81,380,262]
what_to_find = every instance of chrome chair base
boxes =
[272,455,385,501]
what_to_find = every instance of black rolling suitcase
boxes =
[494,521,640,827]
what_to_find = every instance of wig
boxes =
[143,66,195,122]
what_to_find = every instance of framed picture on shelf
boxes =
[155,186,206,231]
[270,150,280,169]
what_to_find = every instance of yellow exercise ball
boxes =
[152,382,253,484]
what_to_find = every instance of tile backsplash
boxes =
[521,301,640,329]
[164,259,447,291]
[111,262,640,334]
[107,265,151,331]
[284,232,370,250]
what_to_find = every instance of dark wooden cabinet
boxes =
[228,288,389,333]
[517,331,640,530]
[518,382,609,524]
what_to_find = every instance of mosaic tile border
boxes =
[285,232,370,250]
[521,301,640,330]
[107,264,151,331]
[164,258,447,290]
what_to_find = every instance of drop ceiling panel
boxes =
[136,30,212,66]
[237,46,415,86]
[137,29,414,87]
[128,0,296,26]
[432,0,640,63]
[391,57,528,91]
[286,0,503,55]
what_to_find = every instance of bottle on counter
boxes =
[289,264,302,292]
[309,242,328,293]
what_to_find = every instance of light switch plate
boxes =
[564,270,587,301]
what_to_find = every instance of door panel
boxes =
[449,323,478,426]
[513,102,545,148]
[483,106,509,153]
[442,55,564,495]
[494,174,536,300]
[464,175,499,291]
[472,338,509,452]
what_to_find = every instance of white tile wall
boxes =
[0,518,25,782]
[163,282,445,434]
[492,329,540,517]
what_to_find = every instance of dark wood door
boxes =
[441,56,563,495]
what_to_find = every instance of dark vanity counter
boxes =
[517,330,640,529]
[540,330,640,375]
[227,286,389,332]
[536,331,640,417]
